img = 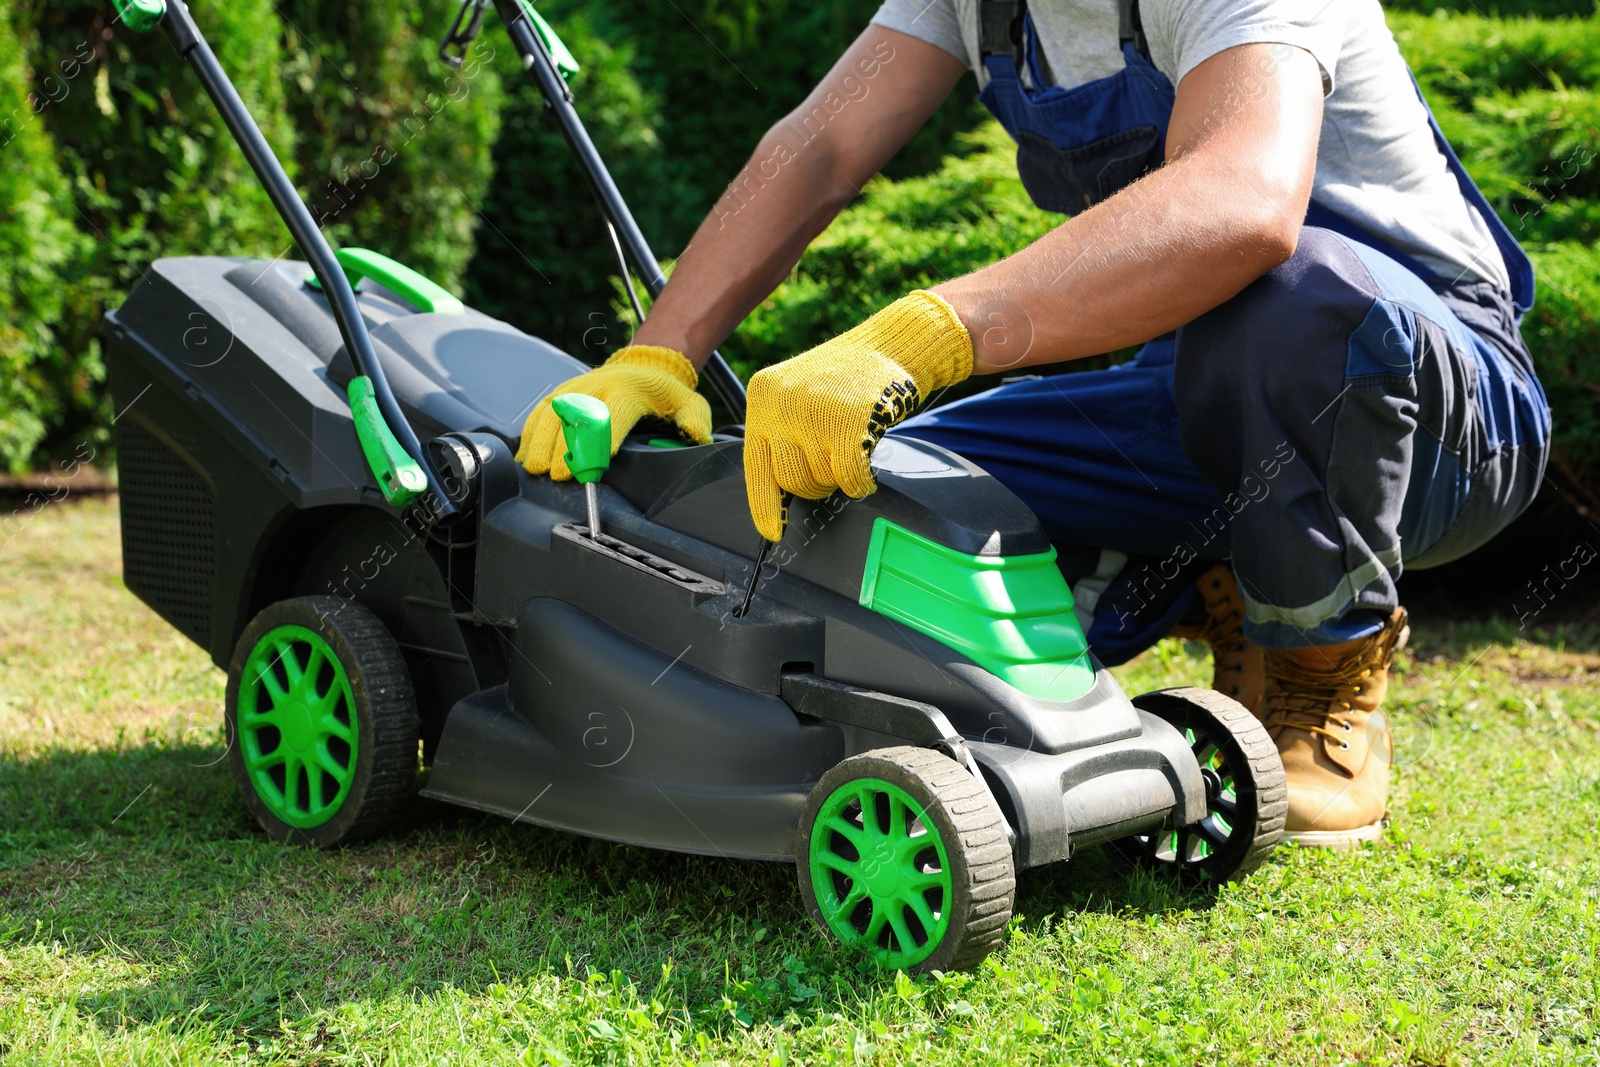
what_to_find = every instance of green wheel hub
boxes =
[1148,730,1240,865]
[237,624,359,829]
[808,776,953,969]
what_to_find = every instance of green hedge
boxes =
[0,10,81,471]
[733,123,1056,378]
[1523,242,1600,504]
[462,8,674,362]
[1393,10,1600,246]
[1383,0,1594,18]
[14,0,295,468]
[0,0,500,469]
[274,0,502,291]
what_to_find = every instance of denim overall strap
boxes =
[1309,76,1535,318]
[1411,73,1535,316]
[976,0,1532,317]
[977,0,1176,212]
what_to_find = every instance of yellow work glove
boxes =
[743,290,973,542]
[516,345,713,479]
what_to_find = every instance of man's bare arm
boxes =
[631,27,968,365]
[932,42,1326,374]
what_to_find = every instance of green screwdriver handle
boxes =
[551,393,612,485]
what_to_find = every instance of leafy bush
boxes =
[1393,10,1600,245]
[1392,7,1600,96]
[1384,0,1593,18]
[1524,242,1600,506]
[586,0,986,247]
[275,0,503,290]
[0,10,82,472]
[462,9,674,362]
[5,0,503,464]
[20,0,297,463]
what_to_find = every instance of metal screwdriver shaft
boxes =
[734,493,789,618]
[734,537,772,619]
[585,482,602,538]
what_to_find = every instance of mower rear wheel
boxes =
[225,596,419,848]
[1109,687,1286,884]
[798,746,1014,973]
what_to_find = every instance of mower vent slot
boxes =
[117,419,216,646]
[553,522,725,597]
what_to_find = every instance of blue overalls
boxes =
[895,0,1551,660]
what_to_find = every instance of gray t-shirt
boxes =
[871,0,1509,290]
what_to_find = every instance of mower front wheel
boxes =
[225,596,419,848]
[798,746,1015,973]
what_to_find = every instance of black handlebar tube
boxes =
[160,3,457,519]
[490,0,748,421]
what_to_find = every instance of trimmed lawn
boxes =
[2,498,1597,1065]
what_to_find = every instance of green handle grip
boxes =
[113,0,165,32]
[551,393,612,485]
[306,247,464,315]
[515,0,581,78]
[349,376,428,505]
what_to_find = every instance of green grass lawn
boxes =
[2,498,1597,1065]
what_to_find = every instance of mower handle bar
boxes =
[146,0,456,518]
[490,0,747,421]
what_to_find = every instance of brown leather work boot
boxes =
[1262,607,1410,849]
[1171,563,1264,715]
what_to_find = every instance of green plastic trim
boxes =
[859,518,1094,702]
[348,376,427,505]
[646,437,687,449]
[515,0,580,78]
[305,247,464,315]
[809,775,951,969]
[112,0,165,32]
[238,624,359,829]
[551,393,612,484]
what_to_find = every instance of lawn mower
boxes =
[104,0,1286,972]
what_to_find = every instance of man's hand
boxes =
[743,290,973,541]
[516,345,711,479]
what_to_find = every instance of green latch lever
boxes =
[349,376,428,506]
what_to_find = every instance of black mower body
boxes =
[107,254,1207,868]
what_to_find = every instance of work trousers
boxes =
[897,227,1550,661]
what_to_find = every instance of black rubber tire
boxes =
[225,596,419,848]
[797,746,1015,974]
[1108,687,1287,885]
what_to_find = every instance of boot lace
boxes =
[1263,609,1408,747]
[1263,640,1387,745]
